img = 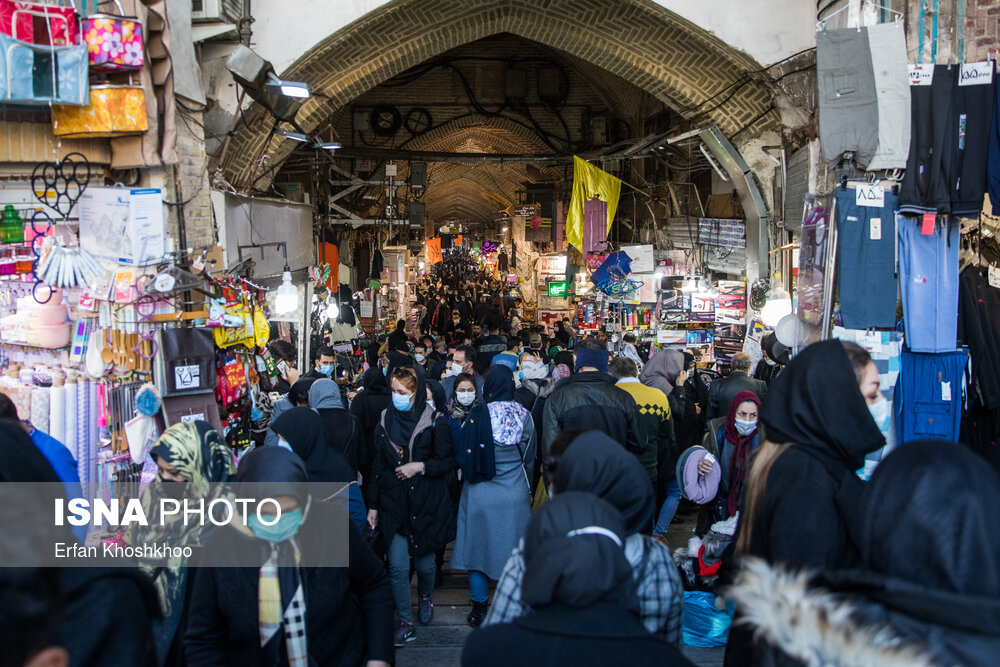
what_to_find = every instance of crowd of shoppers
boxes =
[3,277,999,667]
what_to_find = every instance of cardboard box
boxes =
[79,187,165,265]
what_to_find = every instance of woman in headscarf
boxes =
[185,447,394,667]
[128,420,236,666]
[463,492,694,667]
[271,406,365,530]
[640,349,698,448]
[447,373,481,442]
[0,420,159,667]
[725,340,885,666]
[667,390,762,537]
[368,366,456,647]
[729,441,1000,666]
[451,366,535,628]
[350,366,393,498]
[308,378,361,474]
[426,378,448,413]
[485,430,684,646]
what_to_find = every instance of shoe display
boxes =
[394,622,416,648]
[467,600,489,627]
[418,594,434,625]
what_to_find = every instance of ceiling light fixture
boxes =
[276,128,308,142]
[266,72,311,99]
[313,139,341,150]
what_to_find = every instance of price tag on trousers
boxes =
[855,185,884,208]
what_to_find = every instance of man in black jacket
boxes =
[475,315,507,374]
[542,338,643,456]
[708,352,767,419]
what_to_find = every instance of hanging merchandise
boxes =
[949,62,995,215]
[566,156,621,253]
[988,72,1000,211]
[900,65,954,215]
[0,31,89,105]
[0,0,78,46]
[898,214,960,353]
[796,195,833,326]
[958,264,1000,409]
[582,196,608,254]
[816,27,879,167]
[52,85,148,138]
[81,1,144,71]
[864,21,910,171]
[835,187,898,329]
[894,346,967,444]
[161,327,217,395]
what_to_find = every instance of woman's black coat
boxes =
[368,409,457,557]
[184,501,394,667]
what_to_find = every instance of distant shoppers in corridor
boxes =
[707,352,766,419]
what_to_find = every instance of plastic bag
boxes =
[682,591,734,648]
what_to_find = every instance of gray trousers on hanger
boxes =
[865,22,910,171]
[817,27,880,167]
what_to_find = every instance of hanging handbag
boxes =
[0,29,87,104]
[0,0,78,46]
[161,326,217,395]
[81,0,142,71]
[51,83,146,137]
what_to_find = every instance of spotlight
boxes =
[276,128,308,142]
[266,72,311,99]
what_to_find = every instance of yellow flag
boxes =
[565,156,622,253]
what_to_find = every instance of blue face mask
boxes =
[319,364,334,376]
[276,437,293,452]
[248,507,304,542]
[382,366,388,376]
[392,392,414,412]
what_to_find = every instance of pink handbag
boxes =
[0,0,78,46]
[81,0,141,71]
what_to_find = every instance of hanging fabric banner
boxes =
[425,237,443,264]
[565,156,621,253]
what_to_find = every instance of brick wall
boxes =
[965,0,1000,61]
[222,0,776,190]
[170,107,216,249]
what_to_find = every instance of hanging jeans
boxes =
[835,188,899,329]
[388,533,436,625]
[898,214,960,353]
[895,346,967,444]
[865,22,911,171]
[817,27,879,166]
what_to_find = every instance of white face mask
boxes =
[414,353,426,363]
[446,361,464,377]
[455,390,476,406]
[868,397,891,431]
[734,418,757,436]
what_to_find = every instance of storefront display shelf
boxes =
[0,340,71,351]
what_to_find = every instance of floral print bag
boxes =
[82,0,141,71]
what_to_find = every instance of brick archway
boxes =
[222,0,776,190]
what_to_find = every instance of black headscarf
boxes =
[554,351,575,373]
[385,350,414,378]
[760,340,884,475]
[384,370,429,446]
[554,431,655,535]
[522,491,636,612]
[836,441,1000,635]
[270,407,354,483]
[287,378,316,407]
[483,365,516,403]
[236,445,309,505]
[0,419,59,482]
[426,379,447,412]
[361,366,389,394]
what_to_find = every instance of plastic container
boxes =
[0,206,23,244]
[33,323,71,349]
[32,303,68,325]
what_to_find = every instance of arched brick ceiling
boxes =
[223,0,776,190]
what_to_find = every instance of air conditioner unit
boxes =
[192,0,241,23]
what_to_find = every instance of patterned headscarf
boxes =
[129,420,235,648]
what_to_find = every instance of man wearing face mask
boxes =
[442,345,483,401]
[303,344,337,381]
[413,344,429,371]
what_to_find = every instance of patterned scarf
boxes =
[488,401,529,446]
[258,542,308,666]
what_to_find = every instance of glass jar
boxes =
[0,206,23,244]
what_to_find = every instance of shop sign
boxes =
[506,203,539,218]
[547,280,569,297]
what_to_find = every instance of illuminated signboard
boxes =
[547,280,569,297]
